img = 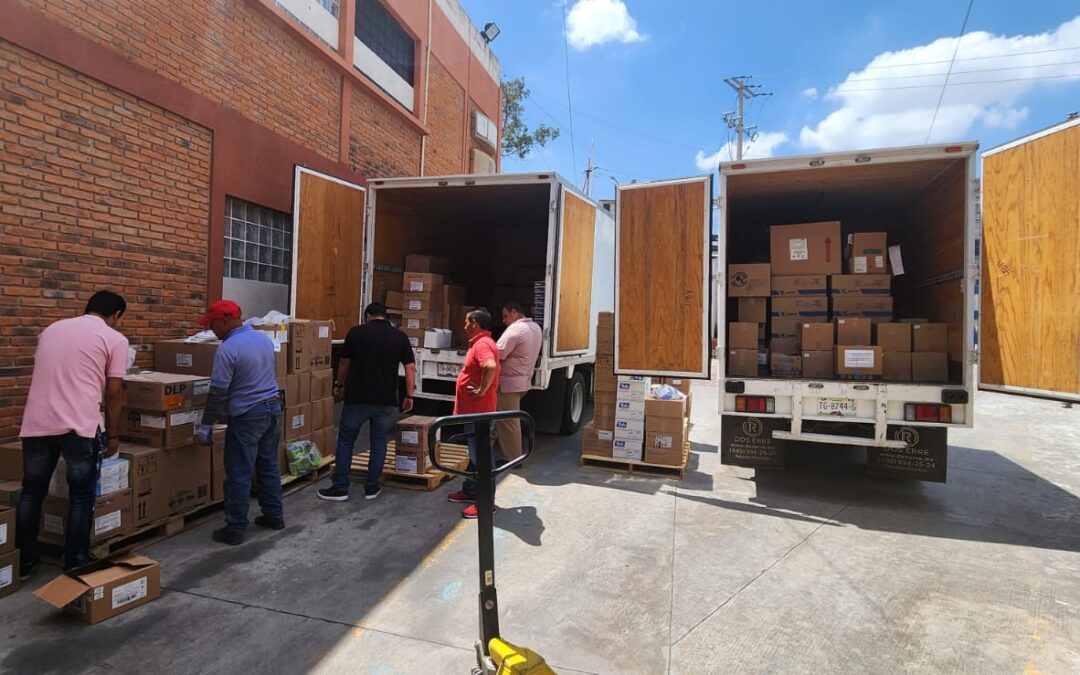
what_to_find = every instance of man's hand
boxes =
[333,385,345,403]
[400,396,414,413]
[106,437,120,457]
[196,424,213,445]
[468,384,485,399]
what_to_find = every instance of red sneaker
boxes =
[461,503,496,519]
[447,490,476,503]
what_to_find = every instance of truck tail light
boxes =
[736,396,775,413]
[904,403,952,423]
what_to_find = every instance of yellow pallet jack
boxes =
[428,411,556,675]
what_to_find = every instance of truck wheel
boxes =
[560,372,586,434]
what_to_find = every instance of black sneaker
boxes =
[19,557,40,581]
[364,486,382,501]
[212,527,244,546]
[317,486,349,501]
[254,515,285,530]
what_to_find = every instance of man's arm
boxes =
[402,362,416,412]
[104,377,124,455]
[201,349,234,425]
[333,357,350,402]
[496,324,517,362]
[476,359,497,398]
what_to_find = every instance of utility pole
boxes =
[583,140,596,196]
[723,76,771,160]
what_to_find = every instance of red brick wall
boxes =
[348,86,421,177]
[14,0,342,161]
[425,58,465,176]
[0,41,212,442]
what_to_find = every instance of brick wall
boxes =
[14,0,342,161]
[425,58,465,176]
[348,86,421,177]
[0,41,212,442]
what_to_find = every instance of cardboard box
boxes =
[402,312,444,331]
[770,354,802,378]
[310,369,333,402]
[614,400,646,422]
[849,233,889,274]
[273,341,288,378]
[656,377,692,397]
[728,349,758,377]
[836,346,883,376]
[611,439,643,461]
[295,371,311,405]
[644,424,687,466]
[835,318,872,346]
[801,351,834,379]
[738,297,768,323]
[597,312,614,327]
[0,480,20,508]
[49,455,129,498]
[771,297,829,319]
[727,264,771,297]
[770,337,799,355]
[0,443,21,480]
[831,296,894,321]
[312,426,337,459]
[801,323,834,351]
[613,418,645,442]
[311,397,335,431]
[403,327,425,348]
[308,320,334,370]
[34,553,161,624]
[285,404,312,441]
[644,396,687,420]
[729,322,761,350]
[165,444,212,515]
[770,275,828,296]
[912,323,949,352]
[395,416,436,474]
[403,292,441,313]
[121,445,170,526]
[875,323,912,352]
[769,221,842,275]
[153,340,219,376]
[41,489,133,544]
[404,254,449,274]
[830,274,891,296]
[403,272,444,293]
[424,328,453,349]
[0,549,17,599]
[211,427,226,503]
[123,372,210,412]
[882,352,912,382]
[119,408,201,449]
[286,322,310,374]
[280,374,297,407]
[912,352,949,383]
[899,318,930,324]
[0,506,14,555]
[385,289,404,310]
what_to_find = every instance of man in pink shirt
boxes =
[17,291,130,578]
[495,302,542,461]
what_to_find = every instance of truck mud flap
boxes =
[866,425,948,483]
[720,415,789,469]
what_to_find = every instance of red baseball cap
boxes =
[197,300,242,327]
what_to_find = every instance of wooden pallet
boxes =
[280,454,335,495]
[350,441,470,491]
[580,440,690,478]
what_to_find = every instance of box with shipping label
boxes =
[836,346,883,376]
[849,233,889,274]
[286,324,310,374]
[308,320,334,370]
[831,296,894,321]
[0,549,17,599]
[121,445,169,526]
[403,327,424,348]
[737,297,768,323]
[0,506,13,555]
[285,404,311,441]
[35,553,161,624]
[912,352,949,383]
[728,349,759,377]
[882,352,912,382]
[727,264,771,297]
[403,272,444,293]
[49,455,129,499]
[771,297,829,319]
[310,369,334,401]
[123,373,210,412]
[770,337,799,355]
[614,400,646,422]
[311,397,335,431]
[830,274,891,296]
[912,323,948,352]
[644,424,687,466]
[617,375,651,389]
[119,408,201,449]
[404,254,449,274]
[402,312,444,331]
[42,489,133,544]
[770,274,828,296]
[615,385,648,403]
[801,323,834,351]
[875,323,912,353]
[770,354,802,378]
[385,289,404,310]
[395,416,436,474]
[801,351,834,379]
[403,292,440,313]
[613,418,645,442]
[769,221,842,275]
[164,444,212,515]
[644,396,687,420]
[153,340,219,377]
[835,318,872,346]
[728,322,761,350]
[611,439,643,461]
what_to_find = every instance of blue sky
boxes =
[459,0,1080,200]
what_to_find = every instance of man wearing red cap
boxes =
[197,300,285,545]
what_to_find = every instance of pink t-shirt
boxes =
[20,314,129,439]
[496,318,543,393]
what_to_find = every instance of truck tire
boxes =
[560,372,586,435]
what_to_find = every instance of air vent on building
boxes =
[472,148,496,175]
[473,111,498,150]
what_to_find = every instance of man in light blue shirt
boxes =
[197,300,283,546]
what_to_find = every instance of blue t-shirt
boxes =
[210,325,280,417]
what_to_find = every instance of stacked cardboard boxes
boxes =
[400,255,470,349]
[727,263,770,377]
[643,386,690,467]
[911,322,949,383]
[274,320,336,474]
[582,312,616,458]
[394,415,439,474]
[0,505,18,599]
[613,375,650,461]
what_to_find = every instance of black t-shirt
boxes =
[340,319,416,406]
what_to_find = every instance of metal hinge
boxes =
[970,349,980,365]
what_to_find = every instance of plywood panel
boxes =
[294,170,365,339]
[554,190,596,353]
[981,123,1080,394]
[616,178,710,377]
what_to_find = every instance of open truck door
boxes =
[550,187,598,356]
[290,167,366,339]
[614,176,714,378]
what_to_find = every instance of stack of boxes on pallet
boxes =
[399,255,470,349]
[728,222,950,382]
[0,502,17,599]
[582,312,616,457]
[394,415,440,475]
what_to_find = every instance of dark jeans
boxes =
[223,398,283,533]
[332,404,396,492]
[18,434,101,569]
[463,424,497,499]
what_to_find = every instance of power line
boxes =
[831,57,1080,84]
[927,0,976,143]
[834,70,1080,93]
[560,1,578,180]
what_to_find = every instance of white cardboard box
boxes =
[612,439,643,461]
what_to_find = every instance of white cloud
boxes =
[800,15,1080,151]
[565,0,644,50]
[695,132,789,170]
[801,87,819,100]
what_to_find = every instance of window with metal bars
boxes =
[223,197,292,286]
[355,0,415,84]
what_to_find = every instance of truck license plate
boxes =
[436,363,461,377]
[817,398,858,417]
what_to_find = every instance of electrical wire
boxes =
[834,70,1080,93]
[832,57,1080,85]
[926,0,976,142]
[560,1,579,179]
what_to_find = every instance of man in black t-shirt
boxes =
[317,303,416,502]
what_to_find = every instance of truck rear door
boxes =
[614,176,714,378]
[550,185,598,356]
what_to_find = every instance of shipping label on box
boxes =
[612,439,643,461]
[0,549,16,599]
[153,340,219,376]
[830,274,891,296]
[770,275,828,296]
[0,507,13,554]
[727,264,771,297]
[35,553,161,625]
[284,403,311,441]
[403,272,444,293]
[769,221,842,275]
[836,346,883,376]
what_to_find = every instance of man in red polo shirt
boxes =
[447,308,500,519]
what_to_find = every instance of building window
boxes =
[224,197,292,286]
[316,0,339,16]
[275,0,340,48]
[355,0,415,84]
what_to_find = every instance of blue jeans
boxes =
[463,424,497,498]
[18,434,100,569]
[332,404,396,492]
[223,398,283,532]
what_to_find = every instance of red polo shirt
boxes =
[454,331,500,415]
